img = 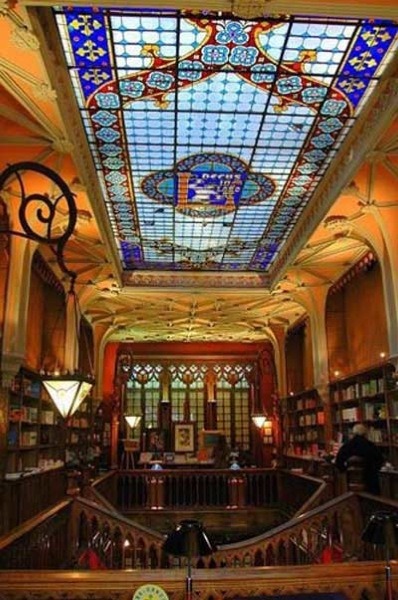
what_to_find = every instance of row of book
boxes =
[338,378,384,401]
[296,411,325,426]
[9,407,56,424]
[289,430,324,442]
[295,397,318,411]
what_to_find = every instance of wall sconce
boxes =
[0,162,94,421]
[252,414,266,428]
[252,413,273,443]
[125,415,141,429]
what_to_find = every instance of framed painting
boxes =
[174,422,195,453]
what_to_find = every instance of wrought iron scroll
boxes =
[0,161,77,282]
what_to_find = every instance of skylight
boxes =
[54,8,397,271]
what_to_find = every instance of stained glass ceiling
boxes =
[54,8,397,272]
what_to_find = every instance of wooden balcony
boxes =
[0,466,397,599]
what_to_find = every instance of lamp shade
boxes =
[163,520,216,558]
[252,414,266,428]
[43,376,92,419]
[362,511,398,546]
[125,415,141,429]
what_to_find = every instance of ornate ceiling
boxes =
[0,0,397,344]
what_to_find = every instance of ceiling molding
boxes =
[123,270,270,290]
[19,0,398,20]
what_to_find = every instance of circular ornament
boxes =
[133,584,169,600]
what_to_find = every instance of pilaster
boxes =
[268,324,288,397]
[0,385,9,478]
[1,234,36,380]
[294,285,330,387]
[92,322,109,400]
[360,203,398,360]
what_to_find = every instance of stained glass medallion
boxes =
[54,8,398,271]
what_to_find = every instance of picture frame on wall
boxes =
[174,422,195,453]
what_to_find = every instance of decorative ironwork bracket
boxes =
[0,161,77,283]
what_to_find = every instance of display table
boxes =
[138,452,214,468]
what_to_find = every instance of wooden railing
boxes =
[113,468,325,514]
[71,496,165,569]
[0,562,395,600]
[91,470,118,507]
[1,464,396,574]
[0,468,67,536]
[0,499,72,569]
[2,487,396,571]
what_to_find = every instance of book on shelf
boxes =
[341,407,361,422]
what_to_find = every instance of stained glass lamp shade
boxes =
[43,376,93,419]
[125,415,142,429]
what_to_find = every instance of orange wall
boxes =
[286,321,314,393]
[25,270,45,371]
[327,261,388,376]
[25,267,65,372]
[326,290,349,376]
[344,263,388,372]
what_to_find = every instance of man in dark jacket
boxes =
[335,424,384,495]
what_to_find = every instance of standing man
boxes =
[335,424,384,495]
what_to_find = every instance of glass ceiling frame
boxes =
[54,8,397,272]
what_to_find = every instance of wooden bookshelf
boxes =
[281,388,325,458]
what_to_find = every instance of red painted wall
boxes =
[102,340,274,399]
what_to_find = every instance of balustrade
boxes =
[116,468,286,512]
[0,468,67,536]
[1,468,397,574]
[0,500,72,569]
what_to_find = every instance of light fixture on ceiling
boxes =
[42,374,93,419]
[42,276,95,419]
[0,162,94,420]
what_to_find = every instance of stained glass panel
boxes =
[54,8,398,271]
